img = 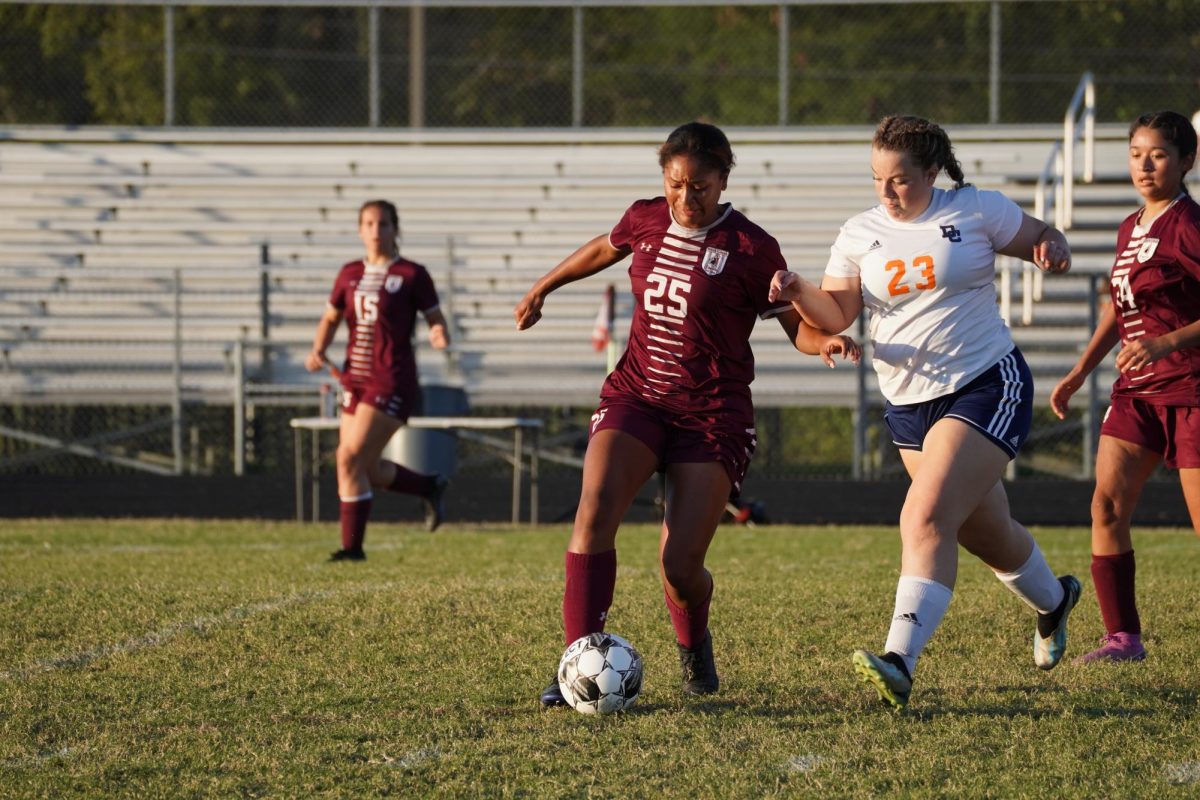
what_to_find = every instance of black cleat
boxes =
[677,631,720,695]
[540,673,567,707]
[423,474,449,532]
[328,548,366,562]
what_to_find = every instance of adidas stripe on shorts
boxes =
[883,347,1033,460]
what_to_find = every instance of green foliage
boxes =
[3,1,1199,127]
[2,519,1199,796]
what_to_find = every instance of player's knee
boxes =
[336,444,366,476]
[1090,490,1126,531]
[659,549,703,590]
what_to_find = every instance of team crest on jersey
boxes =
[700,247,729,276]
[384,275,405,293]
[1136,238,1159,263]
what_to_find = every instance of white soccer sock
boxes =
[993,545,1065,614]
[882,576,953,677]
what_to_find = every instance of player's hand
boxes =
[1116,336,1169,373]
[514,291,545,330]
[768,270,808,303]
[820,335,861,368]
[429,323,450,350]
[1049,373,1083,419]
[304,349,326,372]
[1032,238,1071,274]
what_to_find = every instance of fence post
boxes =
[259,245,271,379]
[777,4,789,127]
[163,5,176,126]
[853,311,867,479]
[172,268,184,475]
[572,6,584,127]
[988,0,1000,124]
[234,337,246,476]
[1083,273,1100,477]
[368,4,380,127]
[409,4,426,128]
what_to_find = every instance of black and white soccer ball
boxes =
[557,632,643,714]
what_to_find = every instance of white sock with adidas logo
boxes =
[882,576,953,677]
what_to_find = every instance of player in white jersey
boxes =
[770,115,1080,709]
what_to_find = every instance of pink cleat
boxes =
[1077,632,1146,664]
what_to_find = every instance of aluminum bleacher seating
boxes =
[0,127,1141,407]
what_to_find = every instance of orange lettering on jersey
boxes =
[886,259,910,296]
[886,255,936,296]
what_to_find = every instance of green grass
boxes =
[1,519,1198,798]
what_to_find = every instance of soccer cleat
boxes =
[328,548,366,562]
[1034,575,1081,670]
[852,649,912,710]
[1077,632,1146,664]
[540,673,567,707]
[677,631,720,695]
[423,474,449,532]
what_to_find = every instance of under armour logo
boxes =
[639,242,654,252]
[598,610,608,622]
[894,612,922,627]
[940,225,962,243]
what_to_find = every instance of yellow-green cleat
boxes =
[852,649,911,710]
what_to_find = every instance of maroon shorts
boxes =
[340,385,417,422]
[589,398,756,495]
[1101,395,1200,469]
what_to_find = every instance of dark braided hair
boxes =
[873,115,967,189]
[658,121,736,175]
[1130,111,1197,196]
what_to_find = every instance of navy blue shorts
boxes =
[883,347,1033,460]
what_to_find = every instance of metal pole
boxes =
[530,425,539,525]
[1083,274,1100,477]
[988,0,1000,124]
[409,3,425,128]
[234,338,246,476]
[163,5,175,126]
[853,311,867,479]
[777,4,789,127]
[368,5,381,127]
[172,268,184,475]
[572,6,584,127]
[512,426,523,524]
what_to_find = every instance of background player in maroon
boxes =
[305,199,451,561]
[1051,111,1200,662]
[514,122,859,705]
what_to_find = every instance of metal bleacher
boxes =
[0,126,1138,408]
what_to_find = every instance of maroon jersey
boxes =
[601,198,792,422]
[328,257,439,393]
[1109,194,1200,405]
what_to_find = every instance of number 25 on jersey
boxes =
[886,255,937,297]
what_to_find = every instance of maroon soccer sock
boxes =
[338,495,373,552]
[562,549,617,644]
[383,460,435,496]
[665,578,712,650]
[1092,550,1140,635]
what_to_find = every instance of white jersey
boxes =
[825,185,1022,404]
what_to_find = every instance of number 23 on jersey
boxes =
[885,255,937,297]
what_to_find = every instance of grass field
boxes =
[1,518,1198,798]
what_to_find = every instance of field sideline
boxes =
[1,519,1198,798]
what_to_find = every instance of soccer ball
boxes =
[557,632,643,714]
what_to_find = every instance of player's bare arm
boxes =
[1116,315,1200,373]
[305,306,343,372]
[1050,303,1119,419]
[424,308,451,350]
[1000,213,1072,274]
[768,271,861,333]
[514,235,629,330]
[777,311,861,367]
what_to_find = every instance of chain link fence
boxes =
[2,1,1199,128]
